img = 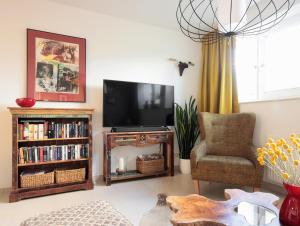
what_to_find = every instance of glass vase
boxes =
[115,156,127,175]
[279,183,300,226]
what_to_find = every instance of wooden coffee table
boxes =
[167,189,281,226]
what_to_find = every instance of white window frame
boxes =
[237,3,300,103]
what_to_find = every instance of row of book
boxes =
[18,144,89,164]
[18,120,88,140]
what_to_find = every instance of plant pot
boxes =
[279,183,300,226]
[179,159,191,174]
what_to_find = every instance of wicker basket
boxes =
[136,158,164,174]
[20,171,54,188]
[55,168,86,184]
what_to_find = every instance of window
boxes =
[235,4,300,103]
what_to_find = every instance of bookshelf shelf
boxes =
[18,158,89,167]
[18,137,89,142]
[15,180,88,192]
[8,107,94,202]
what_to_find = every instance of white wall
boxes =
[0,0,201,188]
[240,99,300,183]
[240,99,300,146]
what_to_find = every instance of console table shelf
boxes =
[111,169,169,181]
[103,131,174,185]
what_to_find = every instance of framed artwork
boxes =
[27,29,86,102]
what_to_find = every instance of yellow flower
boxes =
[271,156,277,162]
[259,161,265,166]
[270,143,277,150]
[281,155,288,161]
[257,156,264,162]
[283,144,289,149]
[257,148,262,153]
[276,139,283,147]
[268,150,273,155]
[282,172,290,180]
[281,138,287,144]
[294,160,299,166]
[265,143,271,147]
[271,160,276,166]
[268,138,274,143]
[291,133,296,138]
[287,148,293,153]
[275,148,282,156]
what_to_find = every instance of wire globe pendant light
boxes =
[176,0,295,43]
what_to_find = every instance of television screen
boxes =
[103,80,174,127]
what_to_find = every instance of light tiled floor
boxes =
[0,172,284,226]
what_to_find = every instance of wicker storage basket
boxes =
[20,171,54,188]
[136,158,164,174]
[55,168,86,184]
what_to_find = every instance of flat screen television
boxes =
[103,79,174,127]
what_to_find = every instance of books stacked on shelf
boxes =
[18,120,88,140]
[18,144,89,165]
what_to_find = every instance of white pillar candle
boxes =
[119,157,125,171]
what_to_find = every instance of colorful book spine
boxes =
[18,144,88,164]
[38,124,44,140]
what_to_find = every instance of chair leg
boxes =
[253,187,260,192]
[193,180,200,194]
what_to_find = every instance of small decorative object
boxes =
[27,29,86,102]
[169,58,194,76]
[139,193,172,226]
[116,157,127,175]
[257,133,300,226]
[176,0,295,43]
[174,97,200,174]
[16,97,36,107]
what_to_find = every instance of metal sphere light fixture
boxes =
[176,0,295,43]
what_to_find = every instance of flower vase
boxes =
[279,183,300,226]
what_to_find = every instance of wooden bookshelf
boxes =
[8,107,94,202]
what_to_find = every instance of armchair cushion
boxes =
[200,112,256,157]
[193,155,256,185]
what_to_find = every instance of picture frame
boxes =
[27,29,86,102]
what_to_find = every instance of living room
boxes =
[1,0,300,225]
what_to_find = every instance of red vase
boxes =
[279,183,300,226]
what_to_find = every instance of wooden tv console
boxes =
[103,131,174,185]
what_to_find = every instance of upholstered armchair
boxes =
[191,112,263,194]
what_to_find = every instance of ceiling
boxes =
[49,0,300,31]
[49,0,180,30]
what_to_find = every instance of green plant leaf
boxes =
[174,96,200,159]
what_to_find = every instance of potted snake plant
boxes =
[175,96,200,174]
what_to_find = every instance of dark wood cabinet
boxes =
[103,131,174,185]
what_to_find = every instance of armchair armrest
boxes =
[247,145,264,186]
[246,146,261,168]
[190,141,207,169]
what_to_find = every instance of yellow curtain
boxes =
[199,36,239,114]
